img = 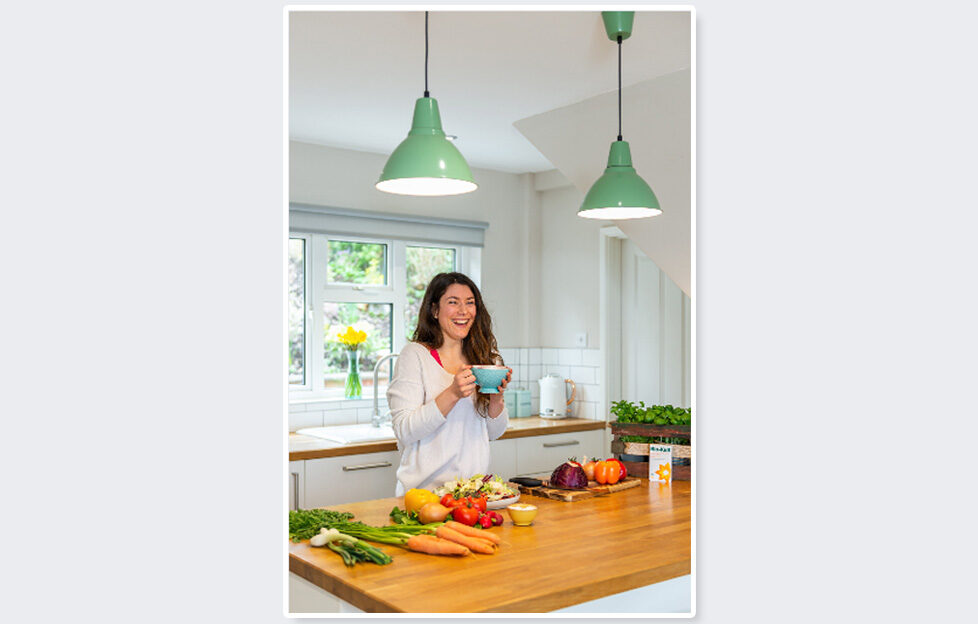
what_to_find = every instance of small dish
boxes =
[506,503,538,526]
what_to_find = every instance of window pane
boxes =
[324,303,393,392]
[405,246,456,338]
[327,240,387,285]
[288,238,305,385]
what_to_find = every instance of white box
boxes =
[649,445,673,483]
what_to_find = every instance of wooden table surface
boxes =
[288,479,691,613]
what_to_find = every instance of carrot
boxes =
[405,534,470,557]
[444,520,501,545]
[435,525,497,555]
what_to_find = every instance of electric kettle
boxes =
[538,374,576,419]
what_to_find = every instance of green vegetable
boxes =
[289,509,355,542]
[389,506,422,525]
[610,401,692,426]
[309,528,393,567]
[289,508,443,548]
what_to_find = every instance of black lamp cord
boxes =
[617,35,623,141]
[424,11,430,97]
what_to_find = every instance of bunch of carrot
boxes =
[405,520,501,557]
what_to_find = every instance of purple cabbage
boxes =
[549,461,589,489]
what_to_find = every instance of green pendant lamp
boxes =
[578,12,661,220]
[376,12,477,197]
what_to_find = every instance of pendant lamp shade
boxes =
[376,97,477,196]
[579,12,661,220]
[578,141,661,219]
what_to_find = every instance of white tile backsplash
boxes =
[289,411,323,432]
[576,402,597,420]
[293,345,604,429]
[323,409,358,426]
[581,349,602,367]
[569,365,595,384]
[558,349,582,366]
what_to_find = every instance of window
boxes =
[288,238,305,386]
[288,232,479,399]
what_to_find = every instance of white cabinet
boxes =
[304,451,400,508]
[488,438,518,480]
[292,428,607,509]
[516,429,604,477]
[289,460,305,511]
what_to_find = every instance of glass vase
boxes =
[345,349,362,399]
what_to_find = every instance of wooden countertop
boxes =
[289,479,691,613]
[289,416,606,461]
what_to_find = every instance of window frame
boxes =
[289,230,477,401]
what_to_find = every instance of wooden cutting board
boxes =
[517,477,642,502]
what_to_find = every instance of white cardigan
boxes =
[387,342,509,495]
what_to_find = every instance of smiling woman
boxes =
[387,272,512,495]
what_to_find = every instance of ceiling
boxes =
[289,10,692,174]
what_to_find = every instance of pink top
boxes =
[429,348,443,368]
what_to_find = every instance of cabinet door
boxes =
[515,430,604,476]
[289,460,305,511]
[488,438,518,481]
[304,451,400,508]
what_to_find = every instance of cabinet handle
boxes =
[342,461,393,472]
[290,472,299,511]
[543,440,580,448]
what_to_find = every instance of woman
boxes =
[387,272,511,495]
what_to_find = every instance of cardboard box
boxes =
[648,445,673,483]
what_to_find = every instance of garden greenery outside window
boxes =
[289,232,477,400]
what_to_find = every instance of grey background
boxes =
[2,1,976,623]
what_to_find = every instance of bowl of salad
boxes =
[433,474,521,510]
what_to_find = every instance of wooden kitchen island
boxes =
[288,479,691,614]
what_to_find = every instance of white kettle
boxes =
[538,374,576,419]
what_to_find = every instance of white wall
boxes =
[290,140,531,347]
[536,182,604,348]
[515,68,692,295]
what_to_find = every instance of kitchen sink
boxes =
[296,424,396,445]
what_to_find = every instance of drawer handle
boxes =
[290,472,299,511]
[542,440,580,448]
[342,461,393,472]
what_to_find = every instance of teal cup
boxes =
[470,365,508,394]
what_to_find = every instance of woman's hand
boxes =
[451,365,477,399]
[436,365,476,416]
[487,367,513,418]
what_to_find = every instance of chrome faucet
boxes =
[372,353,398,427]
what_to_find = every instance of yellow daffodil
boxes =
[333,325,368,350]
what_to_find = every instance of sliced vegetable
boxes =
[550,460,589,489]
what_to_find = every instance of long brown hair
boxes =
[412,272,501,416]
